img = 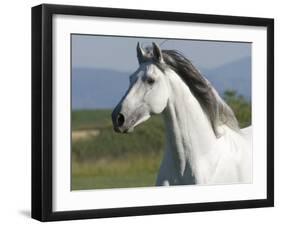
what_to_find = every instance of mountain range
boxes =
[72,56,251,109]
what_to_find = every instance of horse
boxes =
[111,42,252,186]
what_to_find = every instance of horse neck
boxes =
[162,71,218,182]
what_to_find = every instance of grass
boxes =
[72,174,156,190]
[72,109,112,130]
[72,154,162,190]
[72,110,165,162]
[71,109,165,190]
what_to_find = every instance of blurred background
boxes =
[71,35,252,190]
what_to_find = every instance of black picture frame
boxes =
[31,3,274,222]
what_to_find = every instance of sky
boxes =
[71,34,251,109]
[72,34,251,72]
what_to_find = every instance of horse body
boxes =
[157,68,252,185]
[112,42,252,186]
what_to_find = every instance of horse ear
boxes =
[152,42,163,62]
[136,42,145,64]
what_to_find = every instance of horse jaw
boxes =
[132,114,151,129]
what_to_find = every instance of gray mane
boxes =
[157,50,240,137]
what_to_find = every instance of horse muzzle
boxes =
[111,106,135,133]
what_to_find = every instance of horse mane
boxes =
[156,49,240,137]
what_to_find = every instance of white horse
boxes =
[112,42,252,186]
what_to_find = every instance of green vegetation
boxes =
[72,90,251,190]
[72,110,164,162]
[223,90,251,128]
[72,154,161,190]
[71,110,165,190]
[72,109,112,130]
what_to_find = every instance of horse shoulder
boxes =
[209,126,252,184]
[241,126,252,142]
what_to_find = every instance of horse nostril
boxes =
[116,113,125,127]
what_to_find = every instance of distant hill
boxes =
[72,57,251,109]
[203,56,251,101]
[72,68,130,109]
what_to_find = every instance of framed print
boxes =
[31,4,274,221]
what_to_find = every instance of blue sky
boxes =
[71,34,251,109]
[72,35,251,72]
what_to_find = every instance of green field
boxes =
[71,91,251,190]
[71,109,165,190]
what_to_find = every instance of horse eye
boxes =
[147,77,155,85]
